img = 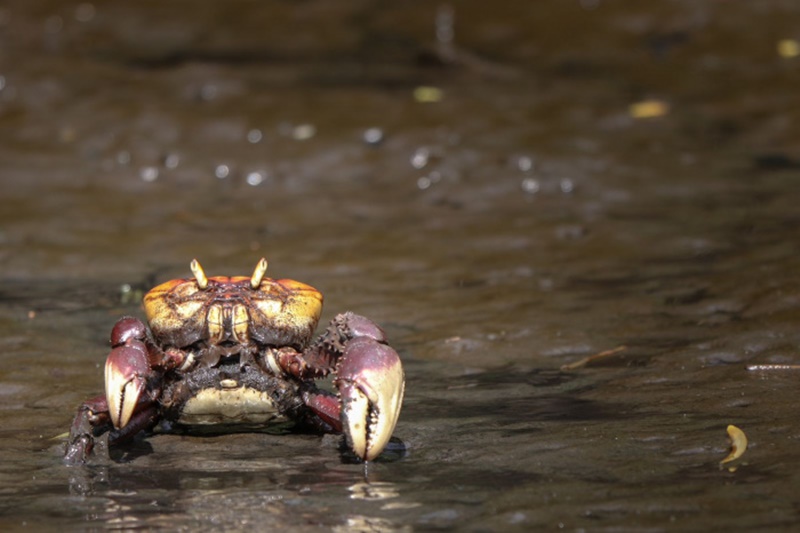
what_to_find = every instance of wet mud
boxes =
[2,1,800,530]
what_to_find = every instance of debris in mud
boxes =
[629,99,669,119]
[560,346,628,371]
[777,39,799,58]
[745,364,800,371]
[720,424,747,471]
[413,86,444,103]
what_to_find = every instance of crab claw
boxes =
[336,337,405,461]
[105,340,150,430]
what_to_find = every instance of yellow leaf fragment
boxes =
[413,86,444,103]
[720,424,747,467]
[629,99,669,119]
[777,39,800,58]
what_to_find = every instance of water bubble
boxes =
[517,155,534,172]
[363,127,384,146]
[539,278,555,291]
[199,84,218,101]
[560,178,575,193]
[246,171,265,186]
[292,124,316,141]
[521,177,540,194]
[436,5,455,44]
[411,147,430,169]
[140,166,159,182]
[215,164,230,179]
[116,150,131,165]
[247,129,263,143]
[119,283,133,304]
[417,176,432,190]
[75,3,96,22]
[428,170,442,183]
[163,153,180,169]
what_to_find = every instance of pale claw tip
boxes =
[340,383,371,460]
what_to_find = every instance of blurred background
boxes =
[1,1,800,530]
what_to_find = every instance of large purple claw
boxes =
[336,336,405,461]
[105,340,150,430]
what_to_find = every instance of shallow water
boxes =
[2,1,800,530]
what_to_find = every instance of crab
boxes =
[64,258,405,464]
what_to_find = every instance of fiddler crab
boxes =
[64,258,405,464]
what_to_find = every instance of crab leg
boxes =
[64,319,162,465]
[64,395,111,464]
[64,392,160,464]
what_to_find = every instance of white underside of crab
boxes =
[178,385,286,426]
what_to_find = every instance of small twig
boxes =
[561,345,628,371]
[746,364,800,371]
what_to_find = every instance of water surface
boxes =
[2,1,800,530]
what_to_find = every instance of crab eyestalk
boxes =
[190,259,209,290]
[250,258,268,289]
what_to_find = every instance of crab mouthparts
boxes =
[207,303,250,345]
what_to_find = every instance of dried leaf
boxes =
[413,86,444,103]
[629,99,669,119]
[777,39,800,58]
[720,424,747,469]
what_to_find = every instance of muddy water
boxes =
[2,1,800,530]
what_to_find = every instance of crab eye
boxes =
[190,259,209,290]
[250,257,268,289]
